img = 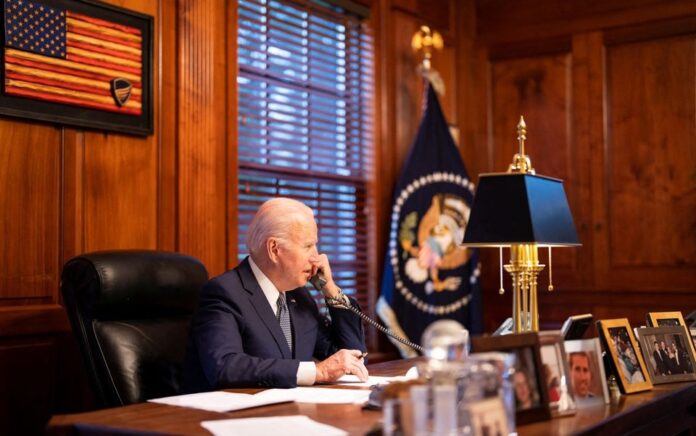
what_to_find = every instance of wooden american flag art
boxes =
[3,0,142,115]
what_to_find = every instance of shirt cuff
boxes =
[297,361,316,385]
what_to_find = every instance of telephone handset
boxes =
[309,270,425,353]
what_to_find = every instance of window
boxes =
[237,0,373,311]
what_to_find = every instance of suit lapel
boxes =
[238,258,291,359]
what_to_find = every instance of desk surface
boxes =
[48,359,696,436]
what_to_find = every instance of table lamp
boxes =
[462,117,580,333]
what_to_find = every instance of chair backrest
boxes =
[61,250,208,408]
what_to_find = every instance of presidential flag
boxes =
[3,0,142,115]
[377,83,481,357]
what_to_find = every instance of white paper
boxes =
[333,374,412,387]
[201,415,347,436]
[148,390,295,413]
[273,386,372,404]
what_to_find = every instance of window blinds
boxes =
[237,0,373,310]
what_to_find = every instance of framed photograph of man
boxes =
[597,319,652,394]
[635,326,696,384]
[538,331,576,416]
[564,338,610,406]
[471,332,551,424]
[691,328,696,352]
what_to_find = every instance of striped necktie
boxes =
[276,293,292,352]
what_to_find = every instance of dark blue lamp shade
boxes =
[463,173,580,246]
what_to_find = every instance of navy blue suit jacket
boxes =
[182,257,366,391]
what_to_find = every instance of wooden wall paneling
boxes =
[0,338,57,435]
[488,49,583,286]
[81,0,162,254]
[82,133,158,251]
[601,25,696,291]
[0,120,61,304]
[177,0,228,276]
[158,0,179,252]
[476,0,696,47]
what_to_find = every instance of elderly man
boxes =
[183,197,368,391]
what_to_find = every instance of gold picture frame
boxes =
[597,318,652,394]
[646,311,687,328]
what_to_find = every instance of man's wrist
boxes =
[324,287,350,307]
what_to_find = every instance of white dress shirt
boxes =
[248,256,317,385]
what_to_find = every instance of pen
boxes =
[360,352,368,359]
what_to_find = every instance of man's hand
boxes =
[310,253,341,298]
[315,349,368,383]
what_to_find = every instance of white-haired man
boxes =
[183,197,368,391]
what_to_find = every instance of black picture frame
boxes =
[0,0,153,135]
[471,332,551,425]
[635,326,696,384]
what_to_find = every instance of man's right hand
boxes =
[315,349,368,383]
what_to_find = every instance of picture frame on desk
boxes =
[635,326,696,384]
[471,332,551,424]
[564,338,610,406]
[597,318,652,394]
[646,311,687,328]
[467,397,510,436]
[538,331,576,417]
[647,311,696,359]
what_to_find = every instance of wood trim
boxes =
[60,129,85,276]
[603,14,696,45]
[0,304,70,336]
[158,0,178,252]
[227,2,238,270]
[487,35,572,61]
[477,0,696,46]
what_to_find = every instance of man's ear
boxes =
[266,238,281,263]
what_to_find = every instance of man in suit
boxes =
[652,341,667,376]
[183,197,368,391]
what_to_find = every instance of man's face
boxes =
[570,354,591,398]
[275,218,319,291]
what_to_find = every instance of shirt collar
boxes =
[248,256,281,315]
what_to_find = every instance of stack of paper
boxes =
[201,415,347,436]
[148,390,295,413]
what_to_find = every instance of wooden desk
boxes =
[48,359,696,436]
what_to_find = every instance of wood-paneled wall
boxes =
[0,0,695,433]
[470,0,696,333]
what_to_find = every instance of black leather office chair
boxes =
[61,250,208,408]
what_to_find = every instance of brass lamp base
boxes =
[505,244,545,333]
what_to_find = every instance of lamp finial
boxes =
[508,115,535,174]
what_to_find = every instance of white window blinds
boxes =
[237,0,373,310]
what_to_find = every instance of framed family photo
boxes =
[635,326,696,384]
[471,333,551,424]
[538,331,576,416]
[564,338,610,406]
[647,311,696,358]
[597,319,652,394]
